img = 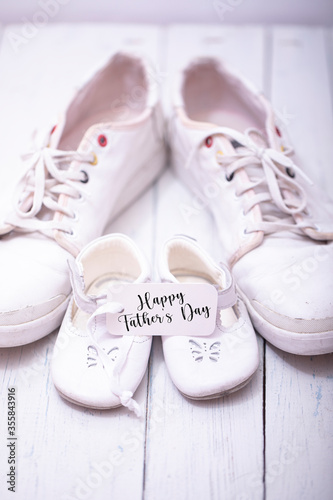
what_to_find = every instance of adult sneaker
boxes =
[0,52,166,347]
[158,235,259,399]
[169,57,333,355]
[52,233,152,415]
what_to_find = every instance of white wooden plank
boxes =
[265,350,333,500]
[265,26,333,500]
[0,23,163,500]
[143,25,265,500]
[269,26,333,191]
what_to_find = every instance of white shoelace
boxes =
[187,126,316,235]
[68,261,142,417]
[2,145,95,236]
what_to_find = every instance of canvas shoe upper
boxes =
[169,57,333,355]
[158,235,259,399]
[0,52,166,347]
[52,233,152,415]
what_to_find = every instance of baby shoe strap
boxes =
[216,263,238,310]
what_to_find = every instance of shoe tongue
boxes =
[76,124,101,154]
[48,114,103,154]
[231,128,289,221]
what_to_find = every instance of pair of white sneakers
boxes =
[1,52,332,412]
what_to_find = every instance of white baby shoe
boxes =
[51,233,152,415]
[0,52,165,347]
[158,235,259,399]
[169,57,333,355]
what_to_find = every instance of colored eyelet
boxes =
[275,126,281,137]
[90,152,98,165]
[51,125,57,135]
[80,170,89,183]
[98,134,107,147]
[205,136,213,148]
[225,172,234,182]
[286,167,295,178]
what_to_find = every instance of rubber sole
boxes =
[238,288,333,356]
[55,387,122,410]
[0,295,71,348]
[180,372,256,401]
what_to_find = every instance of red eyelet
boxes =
[51,125,57,135]
[98,134,107,147]
[275,126,281,137]
[205,136,213,148]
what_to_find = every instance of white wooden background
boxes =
[0,24,332,500]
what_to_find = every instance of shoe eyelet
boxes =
[98,134,107,147]
[90,152,98,165]
[205,136,213,148]
[80,170,89,183]
[225,172,234,182]
[71,211,79,221]
[67,229,76,237]
[275,126,281,137]
[51,124,57,135]
[286,167,295,178]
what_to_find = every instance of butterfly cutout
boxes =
[86,345,119,368]
[189,340,221,363]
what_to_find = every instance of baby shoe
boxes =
[0,52,165,347]
[169,57,333,355]
[51,233,152,415]
[158,235,259,399]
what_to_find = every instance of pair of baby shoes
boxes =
[51,233,259,415]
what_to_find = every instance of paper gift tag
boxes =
[106,283,218,336]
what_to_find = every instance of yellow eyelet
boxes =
[280,145,284,152]
[90,152,98,165]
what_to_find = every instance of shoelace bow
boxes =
[2,145,95,236]
[68,261,142,417]
[188,126,316,235]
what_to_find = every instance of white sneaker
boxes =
[51,233,152,415]
[158,235,259,399]
[169,57,333,355]
[0,52,166,347]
